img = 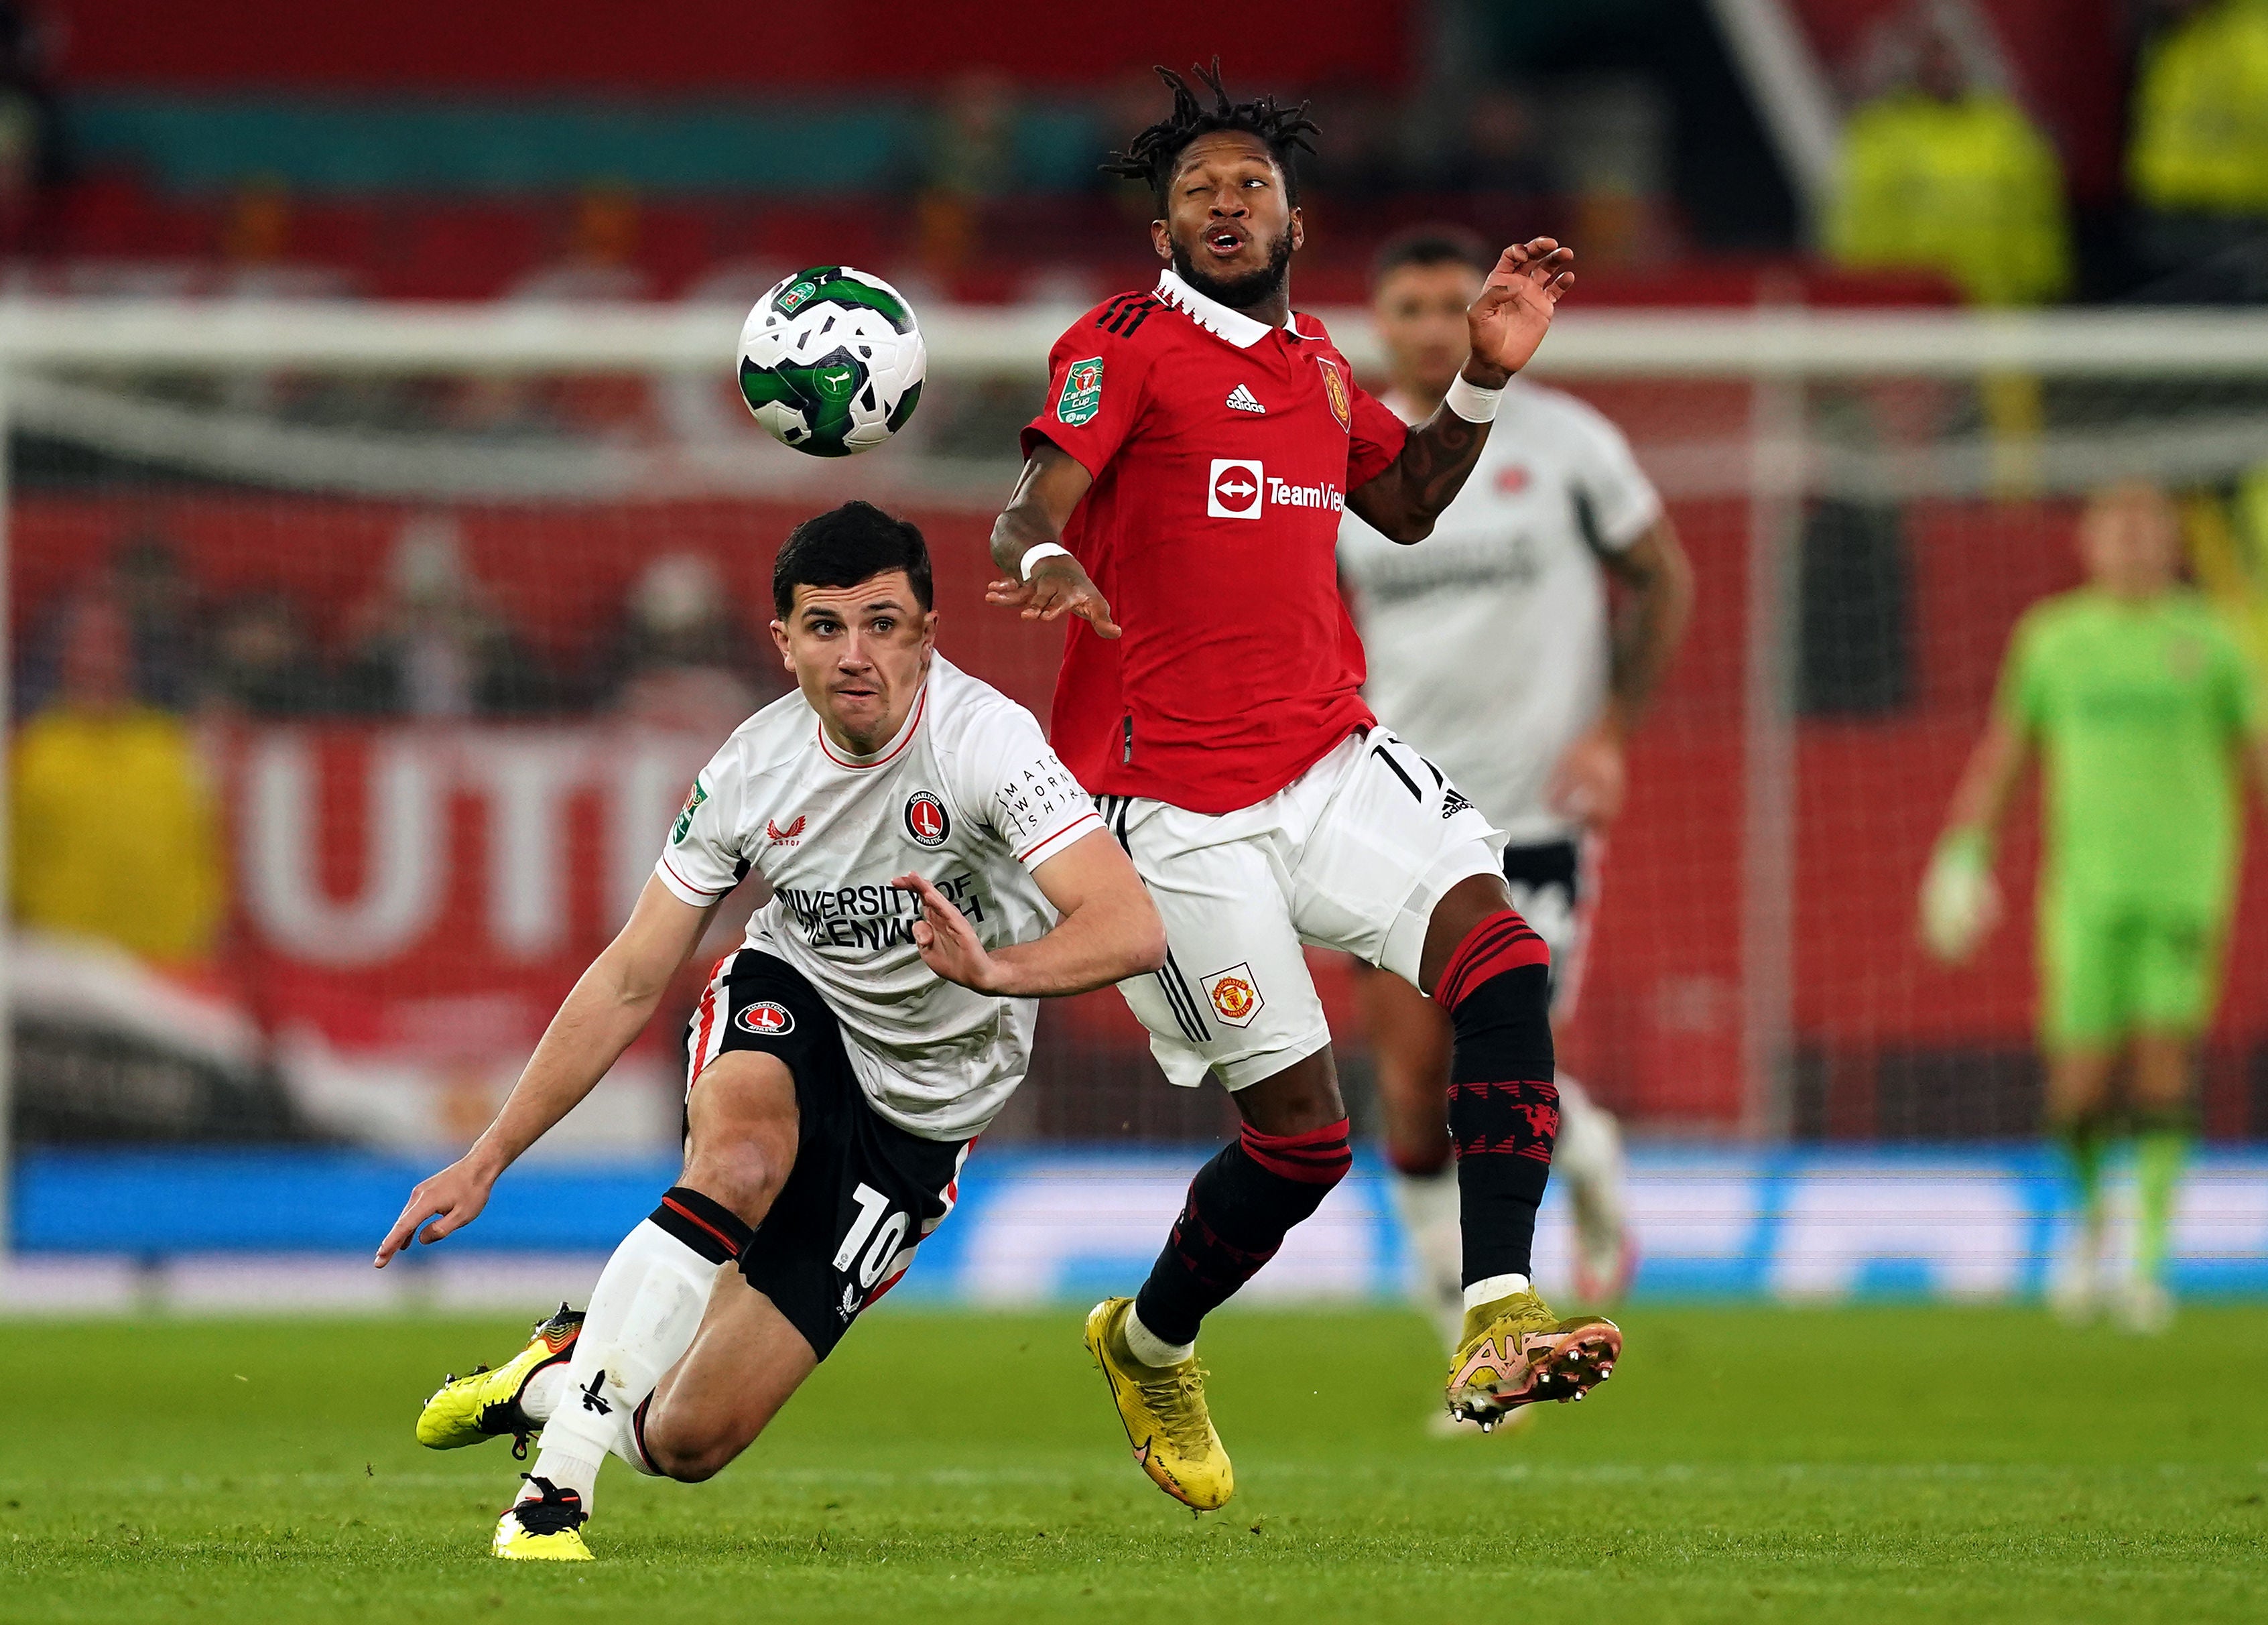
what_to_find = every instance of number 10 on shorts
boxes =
[832,1182,908,1291]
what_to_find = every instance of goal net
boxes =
[5,298,2268,1179]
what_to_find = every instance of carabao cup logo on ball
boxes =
[739,266,927,457]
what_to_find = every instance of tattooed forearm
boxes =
[1344,406,1494,543]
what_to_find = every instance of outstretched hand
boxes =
[984,554,1121,639]
[1466,238,1576,383]
[895,870,1006,994]
[375,1155,496,1266]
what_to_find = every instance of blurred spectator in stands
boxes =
[918,70,1018,289]
[113,533,197,710]
[599,551,775,733]
[0,1,63,253]
[201,592,332,717]
[16,533,196,714]
[1310,85,1404,200]
[1828,1,2071,308]
[2128,0,2268,301]
[1096,68,1169,226]
[500,186,655,437]
[1441,86,1556,203]
[511,184,652,304]
[336,515,556,717]
[11,584,224,966]
[216,177,355,301]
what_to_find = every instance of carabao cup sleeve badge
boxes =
[672,777,708,844]
[1057,357,1105,426]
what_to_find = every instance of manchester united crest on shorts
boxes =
[1316,356,1351,432]
[903,791,950,848]
[735,1000,795,1036]
[1202,963,1264,1028]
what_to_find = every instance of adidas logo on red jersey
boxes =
[1224,383,1265,415]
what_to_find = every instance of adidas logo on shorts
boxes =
[1225,383,1266,415]
[1443,786,1474,820]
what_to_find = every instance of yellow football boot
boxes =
[491,1476,593,1561]
[1444,1287,1621,1429]
[416,1302,582,1455]
[1082,1297,1233,1510]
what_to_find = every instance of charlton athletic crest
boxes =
[1316,356,1351,432]
[1057,356,1104,426]
[735,1000,795,1037]
[1202,963,1264,1029]
[903,791,950,848]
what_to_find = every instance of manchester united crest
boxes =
[1316,356,1350,432]
[904,791,950,848]
[1202,962,1264,1028]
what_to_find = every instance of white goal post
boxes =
[4,299,2267,1256]
[2,299,2267,376]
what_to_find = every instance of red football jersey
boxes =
[1021,269,1409,815]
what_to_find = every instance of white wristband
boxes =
[1019,542,1073,580]
[1443,373,1505,424]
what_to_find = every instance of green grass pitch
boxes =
[3,1303,2265,1622]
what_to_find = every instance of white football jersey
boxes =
[655,653,1102,1140]
[1338,380,1661,844]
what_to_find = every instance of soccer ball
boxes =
[737,266,926,457]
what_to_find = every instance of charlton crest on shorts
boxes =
[903,790,950,848]
[1316,356,1351,432]
[1202,963,1264,1028]
[736,1000,794,1037]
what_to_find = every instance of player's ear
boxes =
[1289,206,1304,253]
[769,618,793,669]
[1149,217,1172,262]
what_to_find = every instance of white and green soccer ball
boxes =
[737,266,926,457]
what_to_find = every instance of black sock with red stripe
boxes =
[647,1185,753,1266]
[1435,909,1558,1286]
[1132,1118,1352,1348]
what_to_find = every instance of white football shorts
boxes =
[1098,728,1505,1091]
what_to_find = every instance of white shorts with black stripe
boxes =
[1100,728,1505,1091]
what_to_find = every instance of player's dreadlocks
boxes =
[1102,59,1322,211]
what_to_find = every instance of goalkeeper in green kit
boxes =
[1922,482,2268,1332]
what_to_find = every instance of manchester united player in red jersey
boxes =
[985,63,1617,1509]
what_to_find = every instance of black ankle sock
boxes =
[1132,1119,1352,1346]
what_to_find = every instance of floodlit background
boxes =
[2,0,2265,1309]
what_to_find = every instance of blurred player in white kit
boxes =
[1338,227,1693,1352]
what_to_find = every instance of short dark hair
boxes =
[771,501,933,618]
[1371,225,1495,289]
[1101,58,1321,213]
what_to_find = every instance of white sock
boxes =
[521,1363,569,1423]
[1389,1165,1466,1353]
[527,1218,718,1504]
[1123,1306,1195,1367]
[1553,1074,1627,1227]
[1464,1272,1531,1311]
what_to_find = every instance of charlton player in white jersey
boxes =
[1338,228,1694,1370]
[985,62,1619,1508]
[375,502,1165,1562]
